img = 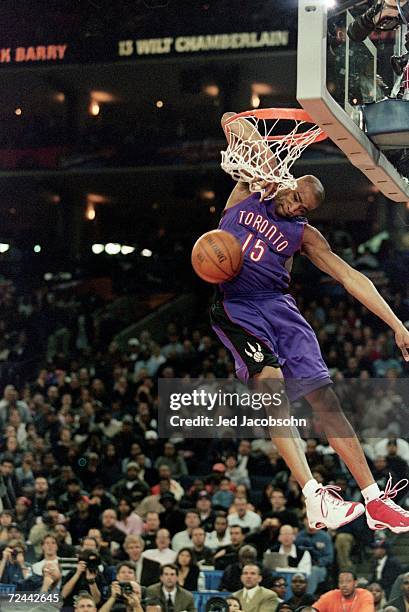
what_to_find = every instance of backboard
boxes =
[297,0,409,203]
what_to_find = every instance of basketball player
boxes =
[210,112,409,533]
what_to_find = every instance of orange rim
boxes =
[224,108,328,145]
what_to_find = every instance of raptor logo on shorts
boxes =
[245,341,264,363]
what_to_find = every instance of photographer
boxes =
[61,549,106,608]
[99,562,144,612]
[0,540,31,584]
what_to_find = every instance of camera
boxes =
[347,0,408,42]
[205,597,229,612]
[78,549,100,573]
[10,548,19,560]
[118,582,133,596]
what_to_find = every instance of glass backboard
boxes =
[297,0,409,203]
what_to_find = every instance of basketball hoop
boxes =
[220,108,328,198]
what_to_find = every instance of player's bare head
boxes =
[274,175,325,218]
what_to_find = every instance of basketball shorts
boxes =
[210,292,332,401]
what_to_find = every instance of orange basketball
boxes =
[191,229,243,283]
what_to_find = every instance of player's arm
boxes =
[221,112,277,209]
[302,224,409,361]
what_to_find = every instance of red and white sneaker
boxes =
[306,484,365,530]
[366,475,409,534]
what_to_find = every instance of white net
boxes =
[220,114,324,198]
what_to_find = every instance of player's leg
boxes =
[253,365,312,488]
[305,385,409,533]
[210,297,364,529]
[275,295,409,534]
[304,385,374,490]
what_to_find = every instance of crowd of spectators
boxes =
[0,231,408,611]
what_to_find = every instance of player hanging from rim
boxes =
[210,111,409,533]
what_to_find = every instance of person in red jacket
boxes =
[313,571,374,611]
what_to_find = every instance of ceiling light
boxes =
[121,245,135,255]
[156,100,164,108]
[90,101,100,116]
[105,243,121,255]
[33,245,41,253]
[251,82,274,96]
[92,244,104,254]
[251,94,261,109]
[15,108,22,116]
[141,248,152,257]
[0,243,10,253]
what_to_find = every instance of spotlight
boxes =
[33,245,42,253]
[141,248,153,257]
[105,243,121,255]
[92,244,104,254]
[121,245,135,255]
[0,243,10,253]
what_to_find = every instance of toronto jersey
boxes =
[219,193,307,296]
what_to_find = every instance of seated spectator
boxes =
[387,571,409,611]
[227,497,261,533]
[214,525,246,570]
[87,528,113,566]
[224,454,250,488]
[14,496,34,537]
[142,512,160,550]
[334,514,374,573]
[159,493,186,537]
[175,547,199,591]
[172,509,201,552]
[296,516,334,595]
[17,561,62,594]
[116,497,144,536]
[196,490,216,532]
[369,538,402,598]
[226,596,243,612]
[154,442,188,480]
[111,463,150,507]
[271,575,286,604]
[246,517,281,558]
[206,513,231,550]
[219,545,273,593]
[0,510,14,541]
[142,529,177,565]
[68,496,100,544]
[151,465,184,501]
[313,571,374,611]
[233,563,279,612]
[136,480,167,517]
[271,525,311,575]
[146,563,196,612]
[0,540,31,584]
[189,527,213,565]
[58,478,88,515]
[99,562,145,612]
[54,523,76,558]
[100,509,126,559]
[0,457,20,508]
[123,534,160,587]
[286,574,316,610]
[212,477,235,511]
[32,534,59,575]
[262,488,299,528]
[61,549,106,609]
[367,582,387,611]
[74,593,99,612]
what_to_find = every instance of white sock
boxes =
[361,483,381,503]
[302,478,320,498]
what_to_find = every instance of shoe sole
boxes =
[366,514,409,534]
[309,504,365,530]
